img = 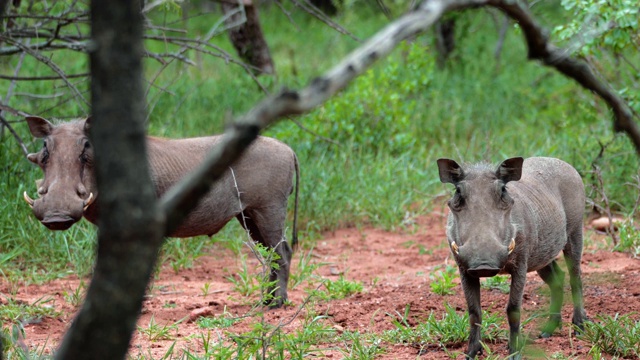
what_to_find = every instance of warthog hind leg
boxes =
[537,260,564,338]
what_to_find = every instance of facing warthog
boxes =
[437,157,586,359]
[24,116,299,308]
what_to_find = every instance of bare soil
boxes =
[5,214,640,359]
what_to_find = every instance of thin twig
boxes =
[272,0,299,30]
[0,115,29,156]
[289,117,341,146]
[3,38,88,108]
[290,0,361,42]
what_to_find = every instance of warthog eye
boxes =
[41,140,50,164]
[449,186,465,211]
[80,140,92,165]
[498,183,513,208]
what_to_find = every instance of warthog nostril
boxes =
[467,265,501,278]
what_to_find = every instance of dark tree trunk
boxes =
[435,17,456,68]
[221,0,274,75]
[54,0,164,359]
[310,0,338,16]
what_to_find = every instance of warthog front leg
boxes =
[461,274,482,359]
[507,268,527,359]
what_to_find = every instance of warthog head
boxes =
[23,116,96,230]
[437,157,524,278]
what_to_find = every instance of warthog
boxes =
[23,116,299,308]
[437,156,586,359]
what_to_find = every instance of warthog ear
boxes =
[496,157,524,183]
[25,116,53,138]
[84,116,92,134]
[437,158,464,184]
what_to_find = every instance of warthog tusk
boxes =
[508,238,516,254]
[83,192,95,211]
[23,191,35,208]
[451,241,459,255]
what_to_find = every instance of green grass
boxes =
[429,264,459,296]
[482,275,511,294]
[578,313,640,358]
[309,275,364,301]
[384,302,508,350]
[138,316,182,342]
[1,1,639,359]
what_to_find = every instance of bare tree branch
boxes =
[493,13,509,63]
[160,0,470,235]
[0,73,90,81]
[290,0,361,42]
[0,114,28,156]
[485,0,640,154]
[160,0,640,238]
[2,37,89,109]
[221,0,274,75]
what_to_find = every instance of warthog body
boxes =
[437,157,586,359]
[24,116,299,307]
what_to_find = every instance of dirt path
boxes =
[5,214,640,359]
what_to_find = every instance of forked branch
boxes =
[160,0,640,233]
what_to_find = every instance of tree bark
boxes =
[54,0,163,359]
[221,0,274,75]
[310,0,339,16]
[435,17,456,68]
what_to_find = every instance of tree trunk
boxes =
[221,0,274,75]
[310,0,338,16]
[54,0,164,359]
[435,17,456,68]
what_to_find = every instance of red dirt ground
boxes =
[4,213,640,359]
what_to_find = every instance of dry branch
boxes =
[160,0,471,234]
[484,0,640,154]
[160,0,640,234]
[0,4,266,101]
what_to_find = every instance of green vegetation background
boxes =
[0,0,637,291]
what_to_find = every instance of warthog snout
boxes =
[454,238,515,277]
[41,214,77,230]
[467,265,501,278]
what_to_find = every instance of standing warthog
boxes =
[23,116,299,308]
[437,157,586,359]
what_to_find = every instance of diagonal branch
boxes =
[3,37,89,108]
[0,114,28,156]
[160,0,640,234]
[159,0,473,234]
[485,0,640,154]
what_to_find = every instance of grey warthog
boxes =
[23,116,299,308]
[437,156,586,359]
